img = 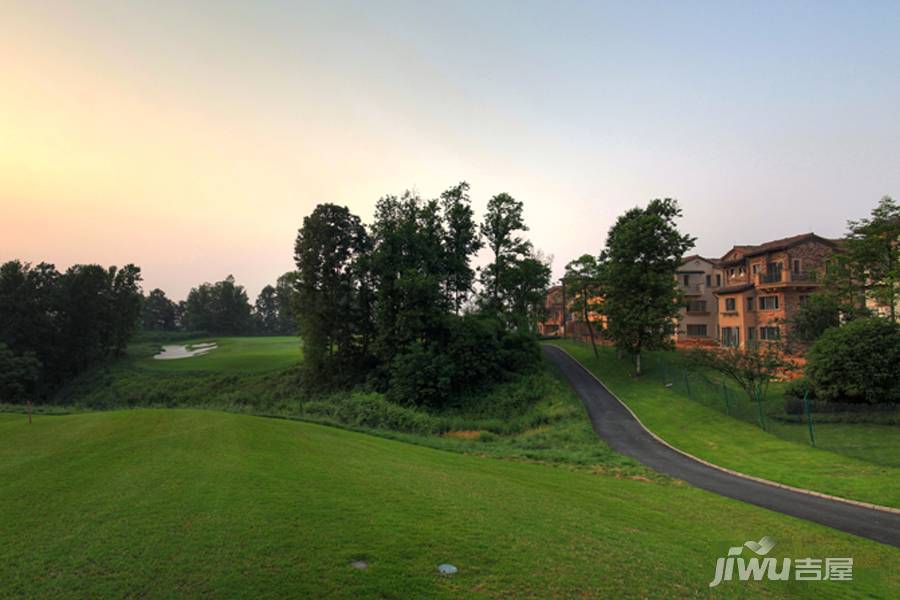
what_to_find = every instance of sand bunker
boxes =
[153,342,218,360]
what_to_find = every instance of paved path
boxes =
[543,345,900,548]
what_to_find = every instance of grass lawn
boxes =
[134,336,302,373]
[0,410,896,598]
[547,340,900,509]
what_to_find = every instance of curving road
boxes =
[543,345,900,548]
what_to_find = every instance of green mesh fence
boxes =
[647,353,898,468]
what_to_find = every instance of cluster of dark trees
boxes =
[0,261,143,400]
[141,273,298,336]
[294,183,551,407]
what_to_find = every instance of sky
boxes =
[2,0,899,300]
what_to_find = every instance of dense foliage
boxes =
[600,198,695,375]
[0,260,143,398]
[805,317,900,404]
[293,184,550,406]
[824,196,899,322]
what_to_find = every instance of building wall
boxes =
[674,257,722,344]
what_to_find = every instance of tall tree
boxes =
[254,285,279,333]
[275,272,300,334]
[109,264,143,354]
[601,198,695,375]
[480,192,529,319]
[182,276,252,334]
[294,203,370,374]
[441,182,482,313]
[142,288,178,331]
[502,252,552,332]
[845,196,900,322]
[564,254,603,357]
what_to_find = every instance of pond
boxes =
[153,342,218,360]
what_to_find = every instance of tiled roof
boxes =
[681,254,722,266]
[719,233,837,265]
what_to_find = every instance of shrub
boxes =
[805,317,900,404]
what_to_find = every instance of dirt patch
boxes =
[444,430,482,440]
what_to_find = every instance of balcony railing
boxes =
[757,271,818,285]
[679,282,702,293]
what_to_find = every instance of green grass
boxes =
[547,340,900,508]
[0,409,896,598]
[134,336,302,373]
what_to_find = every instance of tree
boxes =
[480,193,529,318]
[142,288,178,331]
[564,254,603,357]
[601,198,695,375]
[275,272,300,335]
[788,293,841,346]
[183,276,252,335]
[441,182,482,313]
[844,196,900,322]
[805,317,900,404]
[109,264,143,354]
[502,251,552,332]
[689,342,795,428]
[0,344,41,402]
[294,203,370,375]
[254,285,279,334]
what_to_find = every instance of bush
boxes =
[805,318,900,404]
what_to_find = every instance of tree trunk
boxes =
[583,301,598,358]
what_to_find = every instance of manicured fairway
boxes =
[547,340,900,509]
[0,410,896,598]
[137,336,302,373]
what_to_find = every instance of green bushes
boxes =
[805,318,900,404]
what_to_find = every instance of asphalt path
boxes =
[543,344,900,548]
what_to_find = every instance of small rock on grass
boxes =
[437,563,458,575]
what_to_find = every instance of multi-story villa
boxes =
[674,255,723,345]
[713,233,838,348]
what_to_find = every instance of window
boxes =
[687,300,707,313]
[793,259,801,273]
[760,326,780,340]
[799,295,809,305]
[721,327,740,347]
[759,296,779,310]
[729,268,735,277]
[746,297,755,311]
[716,274,722,286]
[706,274,711,287]
[686,324,708,337]
[752,264,759,275]
[747,327,756,342]
[724,298,736,311]
[682,274,690,286]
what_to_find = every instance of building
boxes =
[713,233,838,348]
[538,284,606,340]
[674,255,723,346]
[539,285,566,337]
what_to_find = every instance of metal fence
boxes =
[645,353,896,467]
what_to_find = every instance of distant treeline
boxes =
[293,183,551,407]
[0,261,143,400]
[142,273,298,336]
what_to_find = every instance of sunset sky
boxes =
[2,0,899,300]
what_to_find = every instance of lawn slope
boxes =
[547,340,900,509]
[135,336,302,373]
[0,410,896,598]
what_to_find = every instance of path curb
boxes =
[548,344,900,516]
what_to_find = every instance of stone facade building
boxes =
[713,233,838,348]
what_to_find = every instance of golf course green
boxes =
[137,336,302,373]
[0,409,896,598]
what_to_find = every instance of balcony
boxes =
[756,271,819,287]
[679,282,703,294]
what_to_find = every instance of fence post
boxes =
[804,390,816,447]
[722,382,730,416]
[683,370,692,400]
[755,388,766,430]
